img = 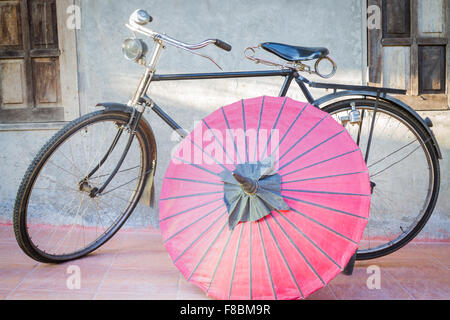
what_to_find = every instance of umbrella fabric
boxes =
[159,96,371,300]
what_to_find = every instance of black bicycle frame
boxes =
[151,69,298,100]
[90,68,420,197]
[148,68,406,142]
[149,69,310,136]
[90,66,439,274]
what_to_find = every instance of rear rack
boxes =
[310,82,407,95]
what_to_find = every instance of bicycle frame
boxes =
[91,37,442,199]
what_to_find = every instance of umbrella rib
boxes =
[264,103,308,163]
[282,171,367,184]
[159,197,222,222]
[257,222,278,300]
[259,97,288,161]
[241,100,249,163]
[275,210,343,270]
[283,195,368,220]
[164,203,226,244]
[263,217,304,299]
[278,129,345,172]
[187,221,229,281]
[289,207,358,245]
[188,135,230,172]
[270,213,326,285]
[281,189,370,197]
[282,148,360,177]
[228,223,245,300]
[174,211,227,264]
[207,228,235,293]
[222,107,242,164]
[160,190,223,201]
[202,119,235,165]
[164,177,223,186]
[277,114,330,165]
[173,156,222,178]
[253,96,265,162]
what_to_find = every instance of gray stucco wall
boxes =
[0,0,448,239]
[75,0,367,228]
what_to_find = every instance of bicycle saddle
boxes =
[261,42,329,62]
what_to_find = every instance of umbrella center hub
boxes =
[232,172,259,195]
[220,161,290,230]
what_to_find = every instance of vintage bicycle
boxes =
[13,9,441,265]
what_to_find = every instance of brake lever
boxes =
[173,43,223,70]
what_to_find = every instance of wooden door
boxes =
[368,0,449,110]
[0,0,63,123]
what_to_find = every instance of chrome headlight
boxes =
[122,38,148,62]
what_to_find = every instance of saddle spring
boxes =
[244,45,337,79]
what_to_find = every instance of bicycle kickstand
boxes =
[343,251,357,276]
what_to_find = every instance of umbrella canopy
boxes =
[159,96,371,300]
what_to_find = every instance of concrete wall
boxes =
[0,0,448,239]
[75,0,367,226]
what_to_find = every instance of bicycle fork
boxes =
[79,40,167,198]
[78,108,144,198]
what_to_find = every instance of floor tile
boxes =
[306,285,336,300]
[6,289,93,300]
[177,276,211,300]
[96,265,179,297]
[112,248,175,271]
[370,259,450,300]
[410,242,450,268]
[0,289,10,300]
[328,265,413,300]
[0,224,16,244]
[0,263,37,291]
[94,291,176,300]
[16,263,108,294]
[0,243,39,266]
[0,225,448,300]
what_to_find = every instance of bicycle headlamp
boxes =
[122,38,148,62]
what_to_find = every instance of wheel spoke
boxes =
[18,114,148,261]
[368,139,419,168]
[325,101,436,259]
[370,143,424,178]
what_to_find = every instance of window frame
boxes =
[0,0,80,129]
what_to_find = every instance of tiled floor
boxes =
[0,223,448,300]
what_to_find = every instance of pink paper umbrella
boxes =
[159,96,371,300]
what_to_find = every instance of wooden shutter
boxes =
[0,0,63,123]
[368,0,449,110]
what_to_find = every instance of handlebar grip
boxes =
[214,39,232,52]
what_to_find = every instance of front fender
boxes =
[315,91,442,159]
[96,102,158,206]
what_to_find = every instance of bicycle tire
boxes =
[322,99,440,260]
[13,110,153,263]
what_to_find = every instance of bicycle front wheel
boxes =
[14,110,153,263]
[323,99,440,260]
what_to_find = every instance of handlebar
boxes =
[214,39,232,52]
[127,9,232,53]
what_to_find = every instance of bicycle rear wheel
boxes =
[323,99,440,260]
[14,110,153,263]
